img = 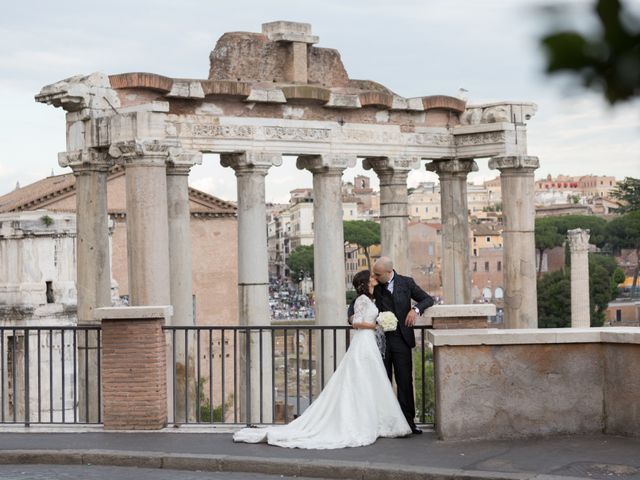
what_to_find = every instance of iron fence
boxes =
[0,326,102,426]
[0,325,434,428]
[163,325,435,427]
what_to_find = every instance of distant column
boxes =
[59,148,112,423]
[568,228,591,328]
[222,151,281,423]
[489,155,540,328]
[364,156,418,276]
[426,159,478,304]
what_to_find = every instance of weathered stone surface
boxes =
[603,343,640,436]
[429,327,640,440]
[261,21,318,44]
[435,343,605,440]
[208,31,349,88]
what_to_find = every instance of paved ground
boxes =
[0,430,638,479]
[0,465,323,480]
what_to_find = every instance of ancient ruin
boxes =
[36,21,541,420]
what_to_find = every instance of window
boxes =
[497,261,502,272]
[46,281,54,304]
[473,262,477,272]
[484,262,490,272]
[473,248,477,256]
[415,208,419,213]
[616,309,622,322]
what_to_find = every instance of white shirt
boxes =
[386,272,395,294]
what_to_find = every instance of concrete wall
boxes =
[429,328,640,441]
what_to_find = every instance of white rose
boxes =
[377,311,398,332]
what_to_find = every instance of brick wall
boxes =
[101,318,167,429]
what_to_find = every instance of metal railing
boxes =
[0,325,434,428]
[164,325,435,427]
[0,326,102,426]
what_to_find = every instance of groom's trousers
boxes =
[383,332,416,428]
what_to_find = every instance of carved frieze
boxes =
[263,126,330,141]
[191,124,256,138]
[454,131,507,146]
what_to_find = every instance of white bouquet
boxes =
[377,311,398,332]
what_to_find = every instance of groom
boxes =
[349,256,434,434]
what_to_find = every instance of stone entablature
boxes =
[35,22,535,164]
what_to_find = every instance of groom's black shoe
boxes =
[411,426,422,435]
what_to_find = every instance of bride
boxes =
[233,270,411,449]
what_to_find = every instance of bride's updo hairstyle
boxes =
[352,270,373,298]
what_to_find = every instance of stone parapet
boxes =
[96,306,171,430]
[428,327,640,441]
[421,304,494,329]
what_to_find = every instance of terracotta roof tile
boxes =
[0,172,236,216]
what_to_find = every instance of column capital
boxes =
[108,140,181,167]
[220,151,282,175]
[488,155,540,172]
[426,158,478,177]
[568,228,591,253]
[58,148,113,173]
[296,154,356,174]
[167,150,203,176]
[363,156,420,174]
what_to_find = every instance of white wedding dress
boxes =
[233,294,411,449]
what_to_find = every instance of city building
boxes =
[0,169,239,328]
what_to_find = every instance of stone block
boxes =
[435,343,605,440]
[604,343,640,436]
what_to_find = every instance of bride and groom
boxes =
[233,256,435,449]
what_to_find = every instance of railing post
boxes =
[23,331,29,427]
[245,327,252,425]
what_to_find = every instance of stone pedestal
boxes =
[422,304,494,329]
[568,228,591,328]
[489,156,540,329]
[364,156,418,276]
[221,151,281,423]
[298,154,355,377]
[166,152,202,422]
[59,149,113,423]
[426,159,478,303]
[96,306,171,430]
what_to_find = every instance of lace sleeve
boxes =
[352,295,368,325]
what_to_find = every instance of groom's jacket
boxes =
[347,272,434,348]
[375,272,434,348]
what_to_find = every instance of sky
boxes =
[0,0,638,204]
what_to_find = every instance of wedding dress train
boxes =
[233,294,411,449]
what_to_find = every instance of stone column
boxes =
[488,156,540,328]
[568,228,591,328]
[166,151,202,422]
[426,159,478,304]
[221,151,281,423]
[109,140,174,308]
[364,156,418,276]
[59,148,112,423]
[298,154,355,381]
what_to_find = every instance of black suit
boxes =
[348,271,434,428]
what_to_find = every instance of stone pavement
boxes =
[0,429,638,480]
